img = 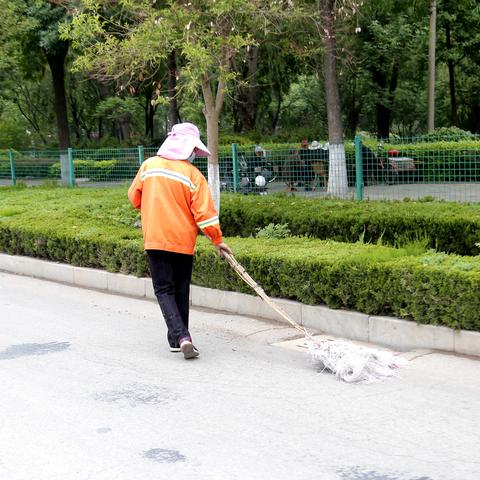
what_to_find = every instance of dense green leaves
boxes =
[219,193,480,255]
[1,186,479,330]
[0,1,480,147]
[193,236,480,331]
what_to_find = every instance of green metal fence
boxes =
[353,135,480,202]
[1,135,480,203]
[0,149,70,186]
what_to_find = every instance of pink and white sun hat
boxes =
[157,122,210,160]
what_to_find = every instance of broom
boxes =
[223,252,405,383]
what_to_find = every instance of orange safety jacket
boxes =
[128,156,223,255]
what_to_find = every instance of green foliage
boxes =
[0,0,72,148]
[49,160,115,181]
[0,158,10,177]
[63,0,260,103]
[42,152,140,181]
[9,154,59,178]
[95,97,143,123]
[255,223,291,239]
[218,133,253,146]
[0,102,32,149]
[417,127,476,142]
[219,194,480,256]
[0,0,480,150]
[394,236,430,256]
[1,186,480,330]
[0,186,145,273]
[274,75,328,141]
[192,237,480,331]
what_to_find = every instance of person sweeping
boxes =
[128,122,232,360]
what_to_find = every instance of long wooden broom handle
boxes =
[223,252,316,341]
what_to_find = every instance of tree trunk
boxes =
[445,21,458,126]
[117,114,132,140]
[167,50,180,129]
[201,73,225,212]
[233,46,260,133]
[69,90,82,141]
[44,42,70,149]
[94,81,110,140]
[427,0,437,132]
[269,87,282,132]
[321,0,348,197]
[145,88,156,142]
[373,69,388,138]
[374,60,399,139]
[344,73,360,138]
[205,111,221,212]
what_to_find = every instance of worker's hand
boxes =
[214,242,232,258]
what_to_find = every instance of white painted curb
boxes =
[1,253,479,357]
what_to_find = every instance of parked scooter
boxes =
[238,145,276,195]
[220,145,276,194]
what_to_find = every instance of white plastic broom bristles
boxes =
[223,252,406,383]
[308,338,406,383]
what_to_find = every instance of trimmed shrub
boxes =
[1,221,479,330]
[9,155,58,178]
[192,237,480,331]
[219,194,480,256]
[1,186,480,331]
[49,160,116,181]
[0,158,10,177]
[0,224,148,277]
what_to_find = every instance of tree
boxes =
[427,0,437,132]
[230,32,303,136]
[437,0,480,130]
[351,0,427,138]
[320,0,349,196]
[0,100,34,148]
[63,0,268,210]
[0,0,71,149]
[296,1,361,196]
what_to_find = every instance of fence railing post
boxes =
[231,143,239,193]
[8,150,16,186]
[138,145,144,165]
[354,135,363,200]
[68,147,75,188]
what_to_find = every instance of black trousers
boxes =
[146,250,193,348]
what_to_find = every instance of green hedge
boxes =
[193,238,480,331]
[0,224,148,277]
[49,159,138,181]
[1,186,480,331]
[8,155,58,178]
[0,217,479,330]
[219,194,480,256]
[0,159,10,177]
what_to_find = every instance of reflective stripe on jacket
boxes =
[128,156,223,255]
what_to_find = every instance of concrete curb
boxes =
[1,253,479,357]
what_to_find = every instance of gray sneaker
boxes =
[180,340,199,359]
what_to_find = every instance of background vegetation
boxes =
[0,0,479,150]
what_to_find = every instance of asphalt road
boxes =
[1,271,479,480]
